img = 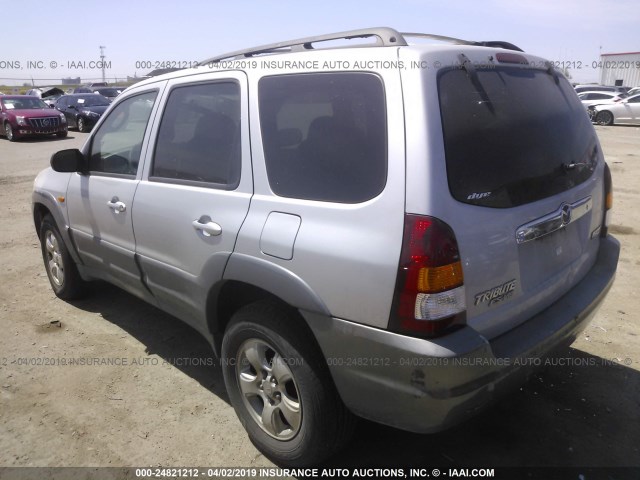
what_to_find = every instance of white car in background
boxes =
[577,91,624,108]
[626,86,640,96]
[574,84,626,94]
[590,93,640,125]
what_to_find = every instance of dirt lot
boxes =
[0,127,639,477]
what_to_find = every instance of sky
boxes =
[1,0,639,87]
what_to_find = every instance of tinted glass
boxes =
[89,91,157,175]
[259,73,387,203]
[152,82,241,187]
[438,67,597,208]
[76,95,110,107]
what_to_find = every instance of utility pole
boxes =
[100,45,106,84]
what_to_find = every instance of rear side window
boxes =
[152,82,241,188]
[439,67,597,208]
[259,73,387,203]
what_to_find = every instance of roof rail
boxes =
[198,27,407,65]
[198,27,524,65]
[401,33,523,52]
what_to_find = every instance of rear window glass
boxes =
[438,67,597,208]
[259,73,387,203]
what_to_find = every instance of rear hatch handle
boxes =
[516,197,592,244]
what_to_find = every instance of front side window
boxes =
[259,73,387,203]
[89,90,157,175]
[152,82,241,187]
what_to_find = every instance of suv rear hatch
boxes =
[402,47,606,340]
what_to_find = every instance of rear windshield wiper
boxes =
[458,53,495,115]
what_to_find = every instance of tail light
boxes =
[389,215,466,337]
[601,162,613,237]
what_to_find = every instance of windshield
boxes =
[77,95,111,107]
[95,88,120,97]
[438,66,597,208]
[1,97,49,110]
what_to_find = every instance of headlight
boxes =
[16,116,27,126]
[84,111,100,118]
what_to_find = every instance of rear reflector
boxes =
[602,162,613,237]
[390,215,466,338]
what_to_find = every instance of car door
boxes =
[58,96,78,127]
[618,95,640,124]
[66,86,163,300]
[133,72,252,335]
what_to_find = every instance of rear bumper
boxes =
[305,235,620,433]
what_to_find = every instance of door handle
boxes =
[192,218,222,237]
[107,197,126,214]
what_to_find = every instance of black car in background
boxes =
[92,86,123,102]
[55,94,111,132]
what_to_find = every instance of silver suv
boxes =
[32,28,619,466]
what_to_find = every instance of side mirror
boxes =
[51,149,85,173]
[49,104,55,109]
[69,105,76,110]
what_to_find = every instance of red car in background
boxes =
[0,95,68,141]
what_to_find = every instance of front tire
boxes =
[596,111,614,126]
[5,123,16,141]
[39,215,88,299]
[221,301,354,467]
[56,130,68,138]
[77,117,87,133]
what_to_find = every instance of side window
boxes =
[259,73,387,203]
[628,96,640,103]
[152,82,241,188]
[89,90,158,175]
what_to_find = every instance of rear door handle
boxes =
[107,197,126,214]
[192,217,222,237]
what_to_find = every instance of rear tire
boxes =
[221,301,354,467]
[77,117,87,133]
[40,215,88,299]
[596,111,614,126]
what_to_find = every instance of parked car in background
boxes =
[72,86,93,94]
[627,86,640,96]
[55,94,111,132]
[88,82,108,88]
[25,87,65,107]
[590,93,640,125]
[91,86,124,102]
[574,84,627,94]
[0,95,67,141]
[577,91,624,108]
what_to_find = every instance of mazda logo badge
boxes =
[561,204,571,225]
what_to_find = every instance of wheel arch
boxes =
[206,254,330,357]
[596,109,615,125]
[32,192,83,265]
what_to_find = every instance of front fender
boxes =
[32,169,81,265]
